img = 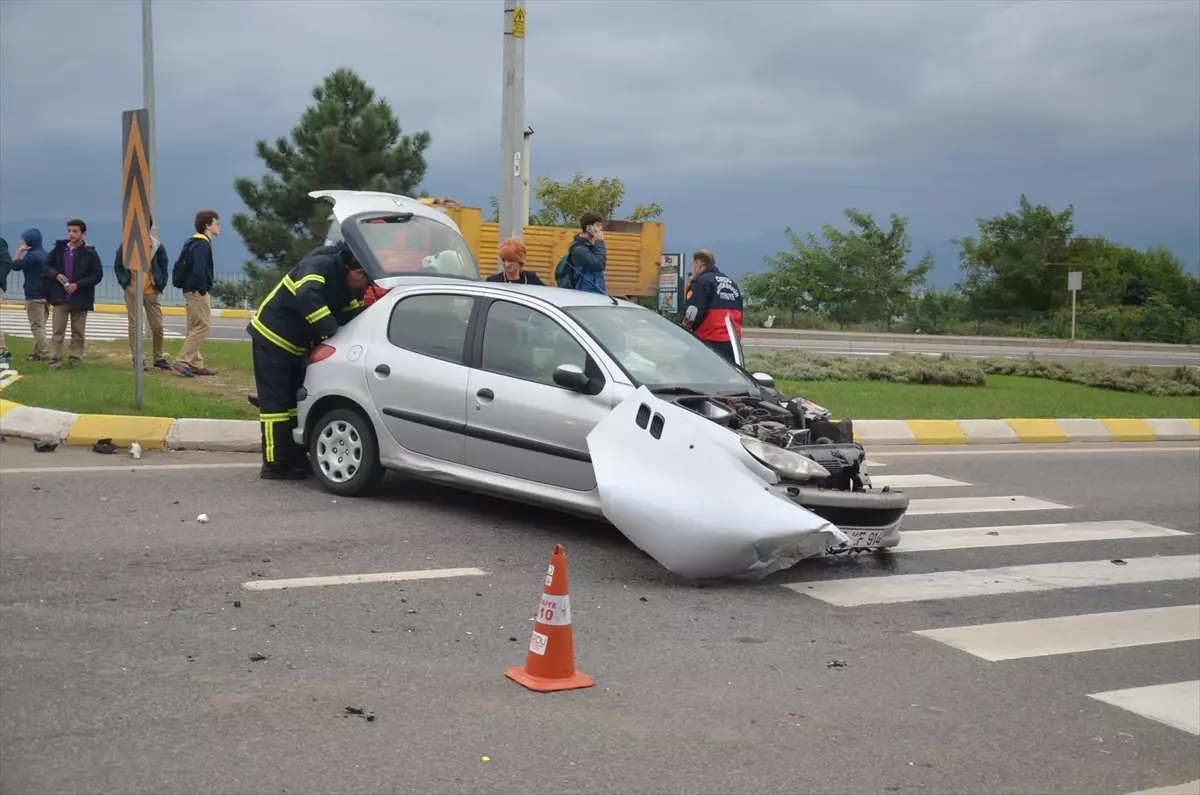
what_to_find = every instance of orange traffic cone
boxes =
[505,543,595,693]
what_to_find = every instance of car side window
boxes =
[387,293,475,364]
[480,300,587,386]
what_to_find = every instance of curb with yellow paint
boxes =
[1,301,254,319]
[0,392,1196,454]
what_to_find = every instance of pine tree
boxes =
[215,68,432,304]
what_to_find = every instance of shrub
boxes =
[746,349,1200,397]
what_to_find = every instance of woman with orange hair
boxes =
[487,238,545,285]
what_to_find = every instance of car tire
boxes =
[309,406,384,497]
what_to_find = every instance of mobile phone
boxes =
[585,224,596,235]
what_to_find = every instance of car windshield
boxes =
[566,305,758,395]
[331,212,480,280]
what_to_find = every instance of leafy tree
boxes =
[746,210,932,329]
[486,172,662,227]
[217,68,432,303]
[953,195,1077,314]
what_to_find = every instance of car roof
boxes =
[377,275,641,311]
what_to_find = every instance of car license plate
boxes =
[848,530,885,548]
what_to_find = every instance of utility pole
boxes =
[498,0,526,243]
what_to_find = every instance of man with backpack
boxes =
[554,212,607,294]
[171,210,220,377]
[114,214,171,371]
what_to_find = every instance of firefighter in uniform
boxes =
[680,249,744,364]
[247,240,372,479]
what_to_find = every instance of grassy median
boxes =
[1,336,257,420]
[1,335,1196,421]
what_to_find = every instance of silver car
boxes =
[286,191,910,582]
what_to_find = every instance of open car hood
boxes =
[586,386,850,582]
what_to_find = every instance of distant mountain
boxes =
[0,219,252,277]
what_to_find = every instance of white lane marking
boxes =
[870,474,971,489]
[868,446,1199,459]
[0,463,260,475]
[1127,780,1200,795]
[786,554,1200,606]
[906,495,1071,515]
[894,520,1190,552]
[914,605,1200,661]
[1089,680,1200,736]
[241,567,488,591]
[864,460,886,468]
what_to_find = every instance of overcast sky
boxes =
[1,0,1197,282]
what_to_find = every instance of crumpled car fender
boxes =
[586,386,851,582]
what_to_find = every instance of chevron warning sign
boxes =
[121,109,152,277]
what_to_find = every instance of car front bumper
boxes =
[769,483,909,551]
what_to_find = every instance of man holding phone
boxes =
[554,211,607,294]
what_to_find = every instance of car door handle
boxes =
[375,364,391,377]
[476,388,494,400]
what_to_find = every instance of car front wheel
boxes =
[309,406,384,497]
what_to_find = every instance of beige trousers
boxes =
[124,285,165,362]
[50,305,88,363]
[177,291,212,369]
[25,299,50,358]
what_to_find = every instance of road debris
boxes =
[197,514,210,523]
[344,705,376,722]
[33,438,58,453]
[249,653,268,662]
[130,442,142,460]
[92,438,117,455]
[1111,559,1127,565]
[827,659,849,669]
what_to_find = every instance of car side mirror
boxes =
[752,372,776,389]
[553,363,591,392]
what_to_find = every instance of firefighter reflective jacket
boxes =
[248,243,368,356]
[682,265,744,343]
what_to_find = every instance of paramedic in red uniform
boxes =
[680,249,744,364]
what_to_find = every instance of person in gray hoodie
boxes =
[11,228,50,361]
[114,215,171,371]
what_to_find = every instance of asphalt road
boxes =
[2,439,1198,795]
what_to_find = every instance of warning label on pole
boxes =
[512,7,526,38]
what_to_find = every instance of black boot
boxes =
[260,462,307,480]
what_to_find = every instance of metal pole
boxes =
[519,127,533,229]
[1071,289,1077,342]
[498,0,526,243]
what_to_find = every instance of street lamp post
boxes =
[142,0,156,236]
[498,0,526,244]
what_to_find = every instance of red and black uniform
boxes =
[247,242,368,477]
[681,266,744,363]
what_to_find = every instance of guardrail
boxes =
[741,327,1200,353]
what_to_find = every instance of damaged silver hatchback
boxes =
[286,191,911,582]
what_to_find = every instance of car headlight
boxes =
[740,437,831,481]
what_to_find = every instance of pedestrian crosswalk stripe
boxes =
[785,554,1200,606]
[0,308,184,341]
[1088,680,1200,736]
[893,520,1190,553]
[914,604,1200,661]
[906,495,1072,515]
[1127,780,1200,795]
[870,474,972,489]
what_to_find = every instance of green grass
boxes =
[777,375,1200,420]
[2,336,257,420]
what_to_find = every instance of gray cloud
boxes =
[1,0,1197,280]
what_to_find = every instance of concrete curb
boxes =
[1,398,1196,453]
[1,301,254,320]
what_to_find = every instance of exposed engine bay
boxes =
[667,392,871,493]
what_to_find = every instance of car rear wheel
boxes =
[310,406,384,497]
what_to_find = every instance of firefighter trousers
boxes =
[251,336,308,466]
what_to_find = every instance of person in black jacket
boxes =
[247,241,372,479]
[41,219,104,370]
[173,210,220,377]
[114,214,172,371]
